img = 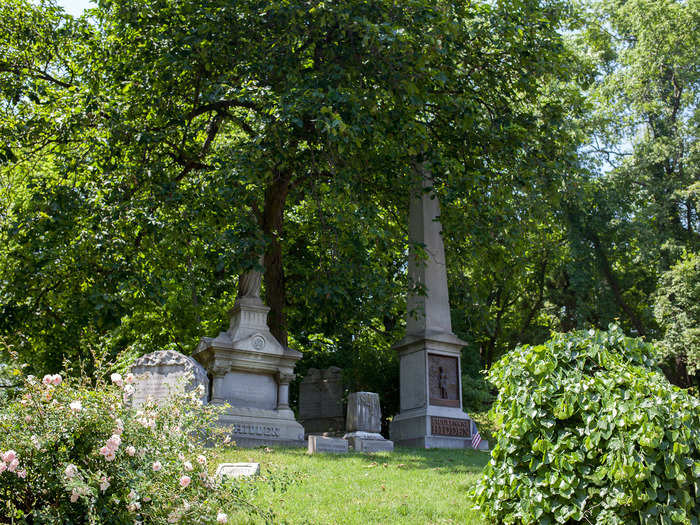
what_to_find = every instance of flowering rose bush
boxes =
[0,367,264,524]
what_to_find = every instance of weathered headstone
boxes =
[129,350,208,407]
[344,392,394,452]
[215,462,260,479]
[389,165,480,449]
[298,367,345,435]
[307,435,348,454]
[194,268,305,447]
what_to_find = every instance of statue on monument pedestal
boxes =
[193,255,305,447]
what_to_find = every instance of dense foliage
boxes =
[471,327,700,524]
[0,364,266,524]
[654,252,700,384]
[0,0,698,421]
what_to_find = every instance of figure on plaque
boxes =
[438,366,448,399]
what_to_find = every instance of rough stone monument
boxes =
[129,350,208,407]
[193,267,305,447]
[389,165,478,448]
[298,366,345,435]
[344,392,394,452]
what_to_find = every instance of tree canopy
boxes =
[0,0,698,407]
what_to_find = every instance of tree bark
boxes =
[261,170,292,347]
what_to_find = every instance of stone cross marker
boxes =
[129,350,208,407]
[389,163,479,449]
[344,392,394,452]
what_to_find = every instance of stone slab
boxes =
[307,435,348,454]
[215,462,260,479]
[348,437,394,453]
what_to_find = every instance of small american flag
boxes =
[471,421,482,449]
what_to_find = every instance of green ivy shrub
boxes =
[470,326,700,525]
[0,368,266,524]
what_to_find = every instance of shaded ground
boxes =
[212,446,489,524]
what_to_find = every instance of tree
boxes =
[654,251,700,388]
[1,0,580,379]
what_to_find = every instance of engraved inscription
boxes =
[431,416,470,437]
[230,423,281,437]
[428,354,459,407]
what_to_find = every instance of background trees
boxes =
[0,0,698,414]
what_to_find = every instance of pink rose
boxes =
[0,463,6,473]
[99,476,110,492]
[16,469,26,479]
[104,451,116,462]
[2,450,17,463]
[42,375,53,386]
[8,458,19,472]
[125,373,135,384]
[183,461,193,471]
[196,454,207,465]
[106,434,121,451]
[99,446,110,456]
[126,446,136,456]
[110,373,123,387]
[179,475,191,488]
[64,464,78,479]
[152,461,162,472]
[51,374,62,386]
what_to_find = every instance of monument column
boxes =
[276,372,293,410]
[389,162,479,449]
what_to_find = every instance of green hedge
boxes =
[471,326,700,524]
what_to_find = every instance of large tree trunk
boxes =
[262,170,292,347]
[590,231,647,337]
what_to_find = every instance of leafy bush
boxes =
[0,368,263,524]
[471,326,700,524]
[654,251,700,387]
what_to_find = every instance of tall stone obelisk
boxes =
[390,164,477,448]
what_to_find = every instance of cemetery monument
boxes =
[298,366,345,435]
[344,391,394,452]
[193,266,305,447]
[389,164,478,448]
[130,350,209,407]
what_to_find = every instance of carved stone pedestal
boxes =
[194,296,305,447]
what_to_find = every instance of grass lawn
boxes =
[211,446,489,525]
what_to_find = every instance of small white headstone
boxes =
[307,435,348,454]
[215,462,260,479]
[129,350,209,406]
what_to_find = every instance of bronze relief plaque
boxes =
[428,354,459,407]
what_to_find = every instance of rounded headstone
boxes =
[129,350,209,406]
